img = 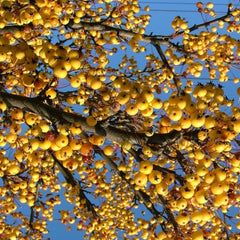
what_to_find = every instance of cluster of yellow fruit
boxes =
[171,16,189,32]
[0,36,38,75]
[182,32,240,81]
[36,41,84,79]
[115,84,162,117]
[134,161,171,195]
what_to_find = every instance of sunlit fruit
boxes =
[195,189,208,204]
[86,116,97,127]
[155,182,168,196]
[89,135,105,146]
[134,172,148,187]
[121,141,132,150]
[80,143,93,156]
[53,65,67,78]
[191,113,205,127]
[214,168,226,181]
[11,109,23,120]
[204,115,216,129]
[213,192,229,207]
[176,212,189,225]
[139,161,153,175]
[136,98,148,110]
[148,170,162,184]
[63,158,78,171]
[176,198,188,210]
[103,145,114,156]
[55,135,69,148]
[126,103,138,116]
[168,107,182,121]
[210,181,224,195]
[181,184,195,199]
[117,92,130,105]
[191,210,202,223]
[0,100,7,112]
[6,133,17,144]
[6,164,20,175]
[95,160,104,169]
[142,88,154,102]
[179,116,191,129]
[151,98,162,109]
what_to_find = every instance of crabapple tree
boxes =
[0,0,240,239]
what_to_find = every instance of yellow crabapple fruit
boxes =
[134,172,148,186]
[103,145,114,156]
[148,170,162,184]
[139,161,153,175]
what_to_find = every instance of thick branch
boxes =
[0,25,25,35]
[0,91,181,147]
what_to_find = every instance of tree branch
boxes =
[0,91,182,148]
[52,154,97,217]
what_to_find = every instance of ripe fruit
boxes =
[236,221,240,230]
[179,116,191,129]
[55,135,69,148]
[63,158,78,171]
[103,145,114,156]
[191,113,205,128]
[192,230,204,240]
[191,210,202,223]
[181,184,195,199]
[69,139,82,150]
[165,173,175,185]
[210,181,224,195]
[168,107,182,121]
[53,65,67,78]
[142,88,154,102]
[214,168,226,181]
[121,141,132,151]
[195,189,208,204]
[176,212,189,225]
[80,143,93,156]
[213,192,229,207]
[155,182,168,196]
[117,92,130,105]
[142,146,152,157]
[139,161,153,175]
[0,100,7,112]
[25,113,38,126]
[126,103,138,116]
[204,115,216,129]
[151,98,162,109]
[6,133,17,144]
[148,170,162,184]
[134,172,148,187]
[95,160,104,169]
[7,164,20,175]
[89,135,105,146]
[176,198,188,210]
[237,87,240,96]
[136,98,148,110]
[90,78,102,90]
[11,109,23,120]
[39,139,52,150]
[86,116,97,127]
